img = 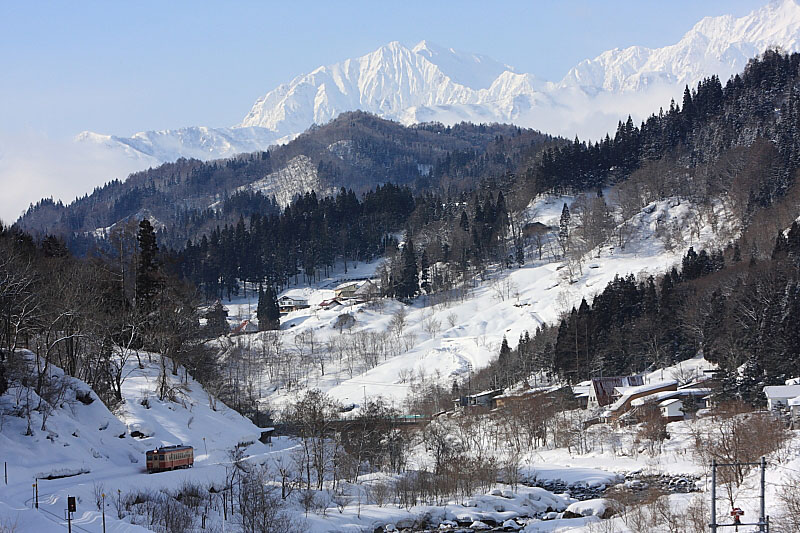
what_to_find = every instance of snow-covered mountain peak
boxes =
[560,0,800,93]
[236,40,479,133]
[78,1,800,166]
[411,39,514,90]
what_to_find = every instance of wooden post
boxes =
[34,479,38,509]
[102,492,106,533]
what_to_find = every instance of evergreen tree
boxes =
[420,250,430,293]
[205,301,229,337]
[558,203,570,255]
[397,238,419,299]
[136,219,160,308]
[499,336,511,363]
[515,237,525,267]
[257,286,280,331]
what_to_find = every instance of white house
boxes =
[763,385,800,410]
[660,398,684,422]
[277,290,310,313]
[786,396,800,427]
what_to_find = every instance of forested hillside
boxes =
[15,113,552,252]
[420,50,800,407]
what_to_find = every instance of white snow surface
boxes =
[220,194,735,413]
[0,352,283,532]
[233,154,335,207]
[79,1,800,165]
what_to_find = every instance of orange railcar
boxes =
[146,445,194,473]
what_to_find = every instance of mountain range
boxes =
[78,0,800,167]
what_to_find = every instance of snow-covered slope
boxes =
[234,154,335,207]
[219,193,735,412]
[78,0,800,165]
[0,354,277,532]
[75,125,282,165]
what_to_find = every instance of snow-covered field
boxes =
[221,195,734,414]
[2,351,797,532]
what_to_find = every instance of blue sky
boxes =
[0,0,763,139]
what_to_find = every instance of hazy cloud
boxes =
[0,132,150,225]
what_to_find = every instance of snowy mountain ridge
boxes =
[79,0,800,165]
[560,0,800,93]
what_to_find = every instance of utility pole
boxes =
[4,461,6,484]
[710,459,716,533]
[709,457,769,531]
[760,456,766,533]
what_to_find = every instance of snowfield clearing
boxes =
[219,195,735,413]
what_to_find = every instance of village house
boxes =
[318,298,342,310]
[572,380,593,408]
[352,280,379,301]
[201,300,230,335]
[334,280,379,302]
[334,281,361,299]
[586,375,645,409]
[764,384,800,410]
[230,319,258,336]
[277,290,310,313]
[453,389,503,410]
[629,387,711,421]
[659,399,684,422]
[601,380,678,422]
[787,396,800,427]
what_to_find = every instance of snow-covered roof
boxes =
[788,395,800,406]
[278,289,308,302]
[280,288,308,300]
[469,389,502,399]
[334,281,361,290]
[572,380,592,397]
[659,398,682,407]
[764,385,800,399]
[607,380,677,412]
[630,387,711,407]
[353,280,378,294]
